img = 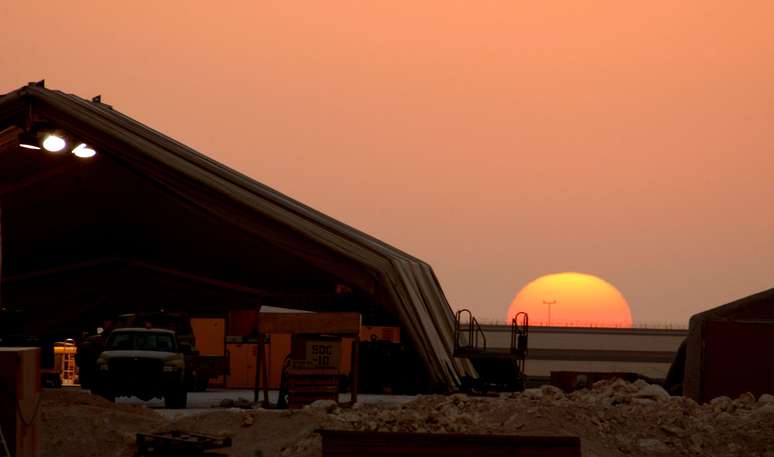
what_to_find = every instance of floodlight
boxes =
[72,143,96,158]
[18,131,41,150]
[42,134,66,152]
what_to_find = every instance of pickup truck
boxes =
[112,312,226,392]
[92,328,187,408]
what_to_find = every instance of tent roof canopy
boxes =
[0,82,472,388]
[689,288,774,327]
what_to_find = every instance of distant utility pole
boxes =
[543,300,556,326]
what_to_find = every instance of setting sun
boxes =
[506,272,632,327]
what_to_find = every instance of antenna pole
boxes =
[543,300,556,326]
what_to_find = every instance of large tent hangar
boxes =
[0,82,474,391]
[680,288,774,402]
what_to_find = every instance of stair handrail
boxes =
[511,312,529,354]
[455,309,486,352]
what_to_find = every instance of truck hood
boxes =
[99,350,180,362]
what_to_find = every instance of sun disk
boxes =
[506,272,632,328]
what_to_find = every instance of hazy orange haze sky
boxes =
[2,1,773,325]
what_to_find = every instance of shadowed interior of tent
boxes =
[0,125,392,336]
[0,84,476,391]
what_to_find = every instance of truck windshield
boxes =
[105,332,177,352]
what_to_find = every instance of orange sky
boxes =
[2,1,773,325]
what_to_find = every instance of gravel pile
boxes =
[40,380,774,457]
[40,390,165,457]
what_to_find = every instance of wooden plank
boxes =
[318,430,581,457]
[258,313,361,336]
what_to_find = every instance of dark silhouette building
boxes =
[0,82,473,391]
[681,288,774,402]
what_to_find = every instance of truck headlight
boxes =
[163,365,179,373]
[98,363,109,371]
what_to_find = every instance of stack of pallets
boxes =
[286,368,339,409]
[134,431,231,457]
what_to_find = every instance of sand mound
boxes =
[40,381,774,457]
[40,390,165,457]
[284,379,774,457]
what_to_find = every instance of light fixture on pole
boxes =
[72,143,96,158]
[41,133,67,152]
[17,125,96,158]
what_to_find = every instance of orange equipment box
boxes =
[226,334,293,390]
[360,326,400,344]
[0,347,41,457]
[192,318,226,356]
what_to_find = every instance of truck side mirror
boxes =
[179,343,192,353]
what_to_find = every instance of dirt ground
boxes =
[40,380,774,457]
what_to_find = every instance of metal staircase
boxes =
[454,309,487,355]
[454,309,529,392]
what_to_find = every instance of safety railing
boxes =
[454,309,487,353]
[511,312,528,354]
